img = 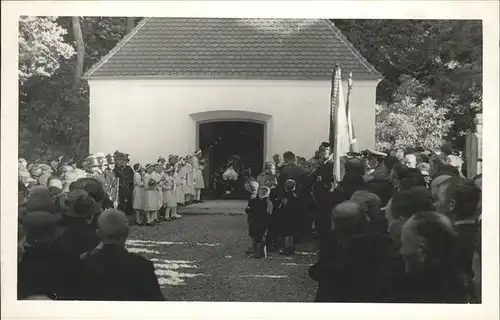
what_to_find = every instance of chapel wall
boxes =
[88,79,377,165]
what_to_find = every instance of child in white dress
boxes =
[175,158,186,207]
[143,163,160,226]
[152,163,164,223]
[184,155,195,205]
[132,163,145,225]
[163,165,181,220]
[178,158,189,206]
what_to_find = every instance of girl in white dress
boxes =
[132,163,145,225]
[184,155,195,204]
[175,158,186,206]
[152,163,164,223]
[163,165,181,220]
[192,150,205,203]
[143,163,160,226]
[178,158,190,206]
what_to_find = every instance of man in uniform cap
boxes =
[363,149,388,182]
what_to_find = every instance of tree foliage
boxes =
[333,19,482,150]
[376,76,454,151]
[19,17,140,162]
[18,16,75,84]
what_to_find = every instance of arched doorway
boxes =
[199,120,265,190]
[191,110,271,196]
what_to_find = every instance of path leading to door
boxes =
[127,205,319,302]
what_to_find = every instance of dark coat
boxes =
[390,267,470,303]
[80,244,165,301]
[57,219,100,258]
[309,231,399,302]
[455,221,480,279]
[18,241,83,300]
[278,164,306,193]
[245,197,272,241]
[311,159,335,204]
[275,191,302,236]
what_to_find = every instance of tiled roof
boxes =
[84,18,382,81]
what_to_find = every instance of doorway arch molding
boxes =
[190,110,272,170]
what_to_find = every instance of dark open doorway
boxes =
[199,121,265,193]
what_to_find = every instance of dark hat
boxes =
[73,178,106,204]
[106,154,115,164]
[364,149,387,158]
[346,151,363,157]
[21,211,62,243]
[318,141,331,151]
[145,163,154,171]
[25,187,56,214]
[63,190,101,218]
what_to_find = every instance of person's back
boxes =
[80,244,165,301]
[80,209,165,301]
[309,201,397,302]
[453,182,481,283]
[311,228,397,302]
[397,211,469,303]
[18,211,82,299]
[58,218,99,257]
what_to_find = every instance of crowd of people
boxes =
[242,142,482,303]
[17,141,482,303]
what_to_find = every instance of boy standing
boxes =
[245,184,273,259]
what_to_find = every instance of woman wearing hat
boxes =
[142,163,160,226]
[192,150,205,203]
[132,163,145,225]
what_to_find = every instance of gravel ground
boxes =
[127,214,319,302]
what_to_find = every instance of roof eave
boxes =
[85,74,382,81]
[83,17,151,79]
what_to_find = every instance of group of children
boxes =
[244,178,301,259]
[132,152,205,226]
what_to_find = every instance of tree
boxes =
[72,17,85,89]
[18,16,75,84]
[333,19,482,150]
[19,17,134,162]
[376,76,454,151]
[126,17,135,32]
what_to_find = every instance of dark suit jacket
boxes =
[309,231,399,302]
[278,164,306,192]
[80,244,165,301]
[57,219,100,258]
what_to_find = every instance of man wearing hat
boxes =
[105,154,119,208]
[311,142,336,243]
[363,149,388,182]
[18,211,81,299]
[114,151,135,215]
[58,189,101,258]
[79,209,165,300]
